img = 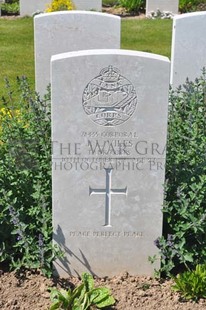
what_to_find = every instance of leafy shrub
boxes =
[0,77,59,276]
[5,0,19,4]
[172,264,206,301]
[1,2,19,15]
[46,0,75,12]
[119,0,145,13]
[179,0,205,13]
[50,272,115,310]
[102,0,119,6]
[154,69,206,276]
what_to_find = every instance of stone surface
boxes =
[146,0,179,16]
[74,0,102,11]
[34,11,120,96]
[20,0,102,16]
[20,0,49,16]
[170,11,206,88]
[51,49,170,277]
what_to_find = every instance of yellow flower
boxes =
[0,108,28,136]
[45,0,75,12]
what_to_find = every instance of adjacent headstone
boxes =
[146,0,179,16]
[20,0,49,16]
[20,0,102,16]
[170,12,206,88]
[51,49,170,277]
[34,11,121,96]
[74,0,102,11]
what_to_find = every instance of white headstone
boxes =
[170,11,206,88]
[20,0,49,16]
[20,0,102,16]
[74,0,102,11]
[34,11,121,96]
[146,0,179,16]
[51,49,170,277]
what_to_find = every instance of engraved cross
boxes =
[89,168,127,227]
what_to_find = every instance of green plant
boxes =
[179,0,205,13]
[149,234,178,277]
[5,0,19,4]
[102,0,119,6]
[119,0,145,13]
[154,69,206,277]
[172,264,206,301]
[1,2,19,15]
[49,272,115,309]
[0,77,60,276]
[140,283,150,291]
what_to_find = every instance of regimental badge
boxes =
[82,65,138,127]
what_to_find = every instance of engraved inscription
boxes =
[89,168,127,227]
[82,65,137,127]
[68,231,143,238]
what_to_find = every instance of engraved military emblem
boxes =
[82,65,138,126]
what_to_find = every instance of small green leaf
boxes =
[183,254,194,263]
[50,301,61,310]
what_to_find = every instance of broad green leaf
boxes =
[81,272,94,291]
[72,283,85,302]
[95,295,116,308]
[90,288,115,308]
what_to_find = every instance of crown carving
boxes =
[100,65,120,82]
